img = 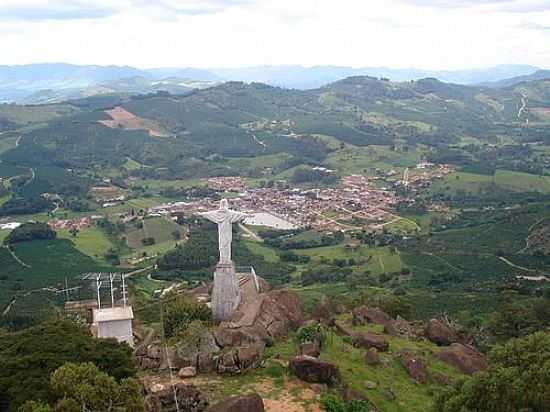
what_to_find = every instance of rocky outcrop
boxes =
[300,341,321,358]
[208,393,264,412]
[399,349,427,384]
[144,382,209,412]
[425,319,458,346]
[352,306,391,326]
[436,343,488,375]
[351,332,389,352]
[288,356,340,385]
[384,316,412,337]
[137,344,163,370]
[216,344,265,375]
[216,290,304,348]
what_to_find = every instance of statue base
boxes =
[211,262,241,322]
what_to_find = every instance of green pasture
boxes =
[125,217,184,249]
[325,145,426,175]
[321,316,464,412]
[296,244,403,275]
[57,227,114,263]
[431,170,550,195]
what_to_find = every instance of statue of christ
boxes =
[201,199,249,265]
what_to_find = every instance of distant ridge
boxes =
[0,63,542,103]
[480,69,550,88]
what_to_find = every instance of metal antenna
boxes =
[96,274,102,309]
[122,274,127,307]
[109,273,115,308]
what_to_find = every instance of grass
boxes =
[321,315,464,412]
[243,240,280,262]
[125,217,184,249]
[57,227,114,263]
[385,218,420,234]
[296,244,403,275]
[325,145,427,176]
[124,157,146,171]
[131,179,205,190]
[431,170,550,195]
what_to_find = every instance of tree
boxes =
[435,332,550,412]
[4,222,56,244]
[19,401,53,412]
[488,301,539,342]
[49,362,143,412]
[0,320,136,411]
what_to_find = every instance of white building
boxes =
[92,306,134,347]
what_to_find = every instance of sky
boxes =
[0,0,550,70]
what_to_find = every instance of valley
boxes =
[1,74,550,411]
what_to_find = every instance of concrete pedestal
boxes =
[212,262,241,322]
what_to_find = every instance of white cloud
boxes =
[0,0,549,69]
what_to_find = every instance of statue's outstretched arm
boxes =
[229,210,251,223]
[199,210,226,224]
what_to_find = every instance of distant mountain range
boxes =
[480,69,550,88]
[0,63,546,104]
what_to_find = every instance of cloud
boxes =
[0,1,118,21]
[129,0,252,16]
[396,0,550,13]
[519,22,550,31]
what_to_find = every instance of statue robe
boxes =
[201,202,248,264]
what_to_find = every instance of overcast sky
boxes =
[1,0,550,69]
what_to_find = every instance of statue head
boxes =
[220,199,229,209]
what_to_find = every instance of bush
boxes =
[162,297,213,339]
[296,324,323,344]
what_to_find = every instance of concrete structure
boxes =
[92,306,134,347]
[201,199,249,321]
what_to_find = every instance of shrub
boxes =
[162,297,213,339]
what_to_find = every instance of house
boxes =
[91,306,134,347]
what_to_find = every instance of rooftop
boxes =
[92,306,134,323]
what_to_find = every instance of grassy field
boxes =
[296,244,403,275]
[325,145,427,176]
[431,170,550,195]
[243,240,280,262]
[57,227,114,263]
[321,316,463,412]
[125,217,184,249]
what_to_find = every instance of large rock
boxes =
[365,348,380,366]
[236,344,265,371]
[300,341,321,358]
[351,332,389,352]
[215,326,266,348]
[288,356,340,385]
[333,320,352,337]
[352,306,391,326]
[217,344,265,375]
[384,316,412,337]
[399,349,427,384]
[178,366,197,378]
[217,290,304,347]
[425,319,458,346]
[174,327,222,371]
[145,382,208,412]
[436,343,488,375]
[208,393,264,412]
